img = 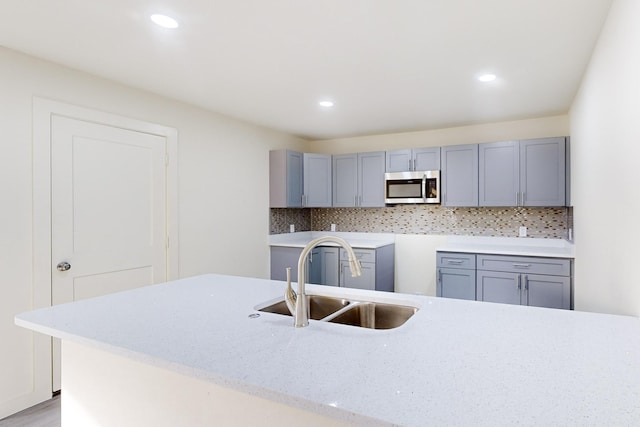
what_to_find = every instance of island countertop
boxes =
[15,274,640,426]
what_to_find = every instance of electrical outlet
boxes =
[290,224,295,233]
[519,226,527,237]
[331,224,336,231]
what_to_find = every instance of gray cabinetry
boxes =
[333,152,385,207]
[309,247,339,286]
[340,245,394,292]
[479,140,519,206]
[303,153,332,207]
[476,254,571,309]
[386,147,440,172]
[269,149,303,208]
[436,252,477,300]
[441,144,478,207]
[270,246,306,282]
[520,137,566,207]
[479,137,566,207]
[271,244,394,291]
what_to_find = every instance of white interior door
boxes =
[51,115,168,391]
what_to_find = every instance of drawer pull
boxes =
[512,263,531,268]
[446,260,464,264]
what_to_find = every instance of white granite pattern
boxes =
[15,274,640,426]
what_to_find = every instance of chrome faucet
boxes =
[285,236,362,328]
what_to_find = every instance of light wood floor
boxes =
[0,394,60,427]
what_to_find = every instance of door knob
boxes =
[56,261,71,272]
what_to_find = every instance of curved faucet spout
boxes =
[291,236,362,328]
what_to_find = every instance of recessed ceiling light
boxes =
[318,101,334,108]
[150,14,179,29]
[478,74,497,82]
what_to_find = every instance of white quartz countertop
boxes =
[16,274,640,426]
[436,236,575,258]
[269,231,395,249]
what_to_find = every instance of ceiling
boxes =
[0,0,613,140]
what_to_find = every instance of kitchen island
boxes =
[15,274,640,426]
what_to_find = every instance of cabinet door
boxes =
[385,149,412,172]
[479,141,519,206]
[524,274,571,309]
[437,268,476,300]
[320,247,340,287]
[341,260,376,290]
[269,149,303,207]
[520,137,566,206]
[270,247,303,281]
[332,154,358,207]
[413,147,441,171]
[303,153,332,207]
[308,247,323,285]
[286,150,303,207]
[476,270,521,305]
[441,144,478,206]
[358,151,386,207]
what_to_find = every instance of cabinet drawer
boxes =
[340,248,376,263]
[437,252,476,270]
[477,255,570,276]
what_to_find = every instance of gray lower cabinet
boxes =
[339,246,394,292]
[436,252,476,300]
[271,245,394,291]
[476,254,571,309]
[309,247,339,286]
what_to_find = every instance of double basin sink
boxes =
[257,294,418,330]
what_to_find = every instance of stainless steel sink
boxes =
[258,295,350,320]
[257,294,418,329]
[327,302,418,330]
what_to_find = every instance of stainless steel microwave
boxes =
[384,170,440,204]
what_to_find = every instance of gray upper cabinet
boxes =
[332,154,358,207]
[520,137,566,207]
[479,140,520,206]
[269,149,303,208]
[441,144,478,206]
[333,152,385,207]
[303,153,332,207]
[386,147,440,172]
[479,137,566,207]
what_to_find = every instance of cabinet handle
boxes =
[437,269,442,284]
[512,263,531,268]
[446,259,464,265]
[524,275,529,291]
[521,192,525,206]
[517,275,521,290]
[515,192,519,206]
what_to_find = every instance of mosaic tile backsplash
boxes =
[271,206,570,239]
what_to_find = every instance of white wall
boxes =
[305,115,569,153]
[0,46,305,417]
[570,0,640,316]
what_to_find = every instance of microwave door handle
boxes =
[422,174,427,201]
